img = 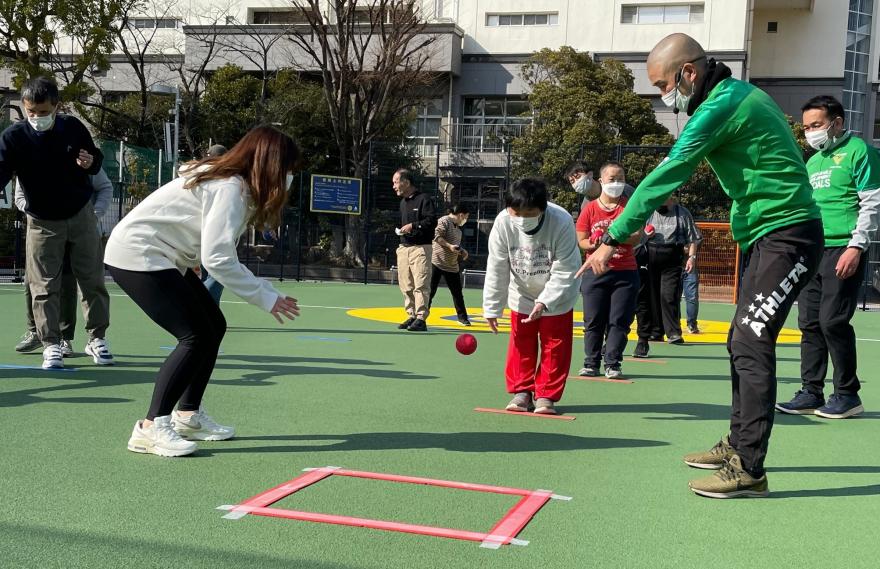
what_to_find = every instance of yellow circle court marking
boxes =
[346,307,801,344]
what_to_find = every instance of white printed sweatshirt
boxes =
[482,202,582,318]
[104,170,282,312]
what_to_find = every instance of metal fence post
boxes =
[505,142,512,191]
[296,171,304,282]
[363,141,373,285]
[279,221,286,283]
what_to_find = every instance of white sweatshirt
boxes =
[482,202,582,318]
[104,171,282,312]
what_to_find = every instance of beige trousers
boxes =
[396,244,432,320]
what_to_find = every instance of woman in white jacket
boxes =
[104,125,301,457]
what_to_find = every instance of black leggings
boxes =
[108,266,226,420]
[428,265,468,319]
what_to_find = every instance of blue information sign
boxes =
[310,174,362,215]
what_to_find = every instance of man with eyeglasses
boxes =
[578,33,822,498]
[776,96,880,420]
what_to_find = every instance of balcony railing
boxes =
[448,122,530,152]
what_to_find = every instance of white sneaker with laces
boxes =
[85,338,114,365]
[60,339,74,357]
[171,408,235,441]
[42,344,64,369]
[127,416,197,457]
[605,367,623,379]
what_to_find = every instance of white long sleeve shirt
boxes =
[104,171,282,312]
[482,202,582,319]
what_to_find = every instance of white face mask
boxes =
[28,112,56,132]
[572,175,591,195]
[662,70,694,113]
[285,173,294,189]
[511,214,542,233]
[661,89,677,108]
[805,126,832,151]
[602,182,626,198]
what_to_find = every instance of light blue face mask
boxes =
[28,112,56,132]
[285,173,294,189]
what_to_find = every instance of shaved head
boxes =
[647,33,706,76]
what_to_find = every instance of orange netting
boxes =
[695,222,739,303]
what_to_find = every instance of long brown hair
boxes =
[183,125,300,228]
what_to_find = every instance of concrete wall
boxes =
[750,2,847,79]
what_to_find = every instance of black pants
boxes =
[636,244,684,340]
[727,220,822,476]
[428,265,468,319]
[581,270,639,368]
[798,246,865,397]
[108,266,226,420]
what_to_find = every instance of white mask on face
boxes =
[661,89,677,108]
[602,182,626,198]
[805,126,833,151]
[572,175,591,195]
[511,214,542,233]
[28,112,56,132]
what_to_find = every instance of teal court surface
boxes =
[2,281,880,568]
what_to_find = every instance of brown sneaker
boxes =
[688,454,769,499]
[683,435,734,470]
[505,392,533,412]
[533,398,557,415]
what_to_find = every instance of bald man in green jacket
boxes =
[579,33,822,498]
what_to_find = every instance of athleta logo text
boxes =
[740,261,809,337]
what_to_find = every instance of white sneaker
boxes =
[41,345,64,369]
[127,416,197,457]
[171,408,235,441]
[60,339,74,357]
[605,367,623,379]
[85,338,114,365]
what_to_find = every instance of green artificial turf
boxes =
[2,281,880,568]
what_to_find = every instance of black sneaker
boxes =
[775,389,825,415]
[458,317,472,326]
[407,319,428,332]
[814,394,864,419]
[633,340,649,358]
[667,335,684,345]
[398,317,416,329]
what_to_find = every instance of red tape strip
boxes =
[484,491,553,546]
[473,407,576,421]
[232,505,491,542]
[567,375,633,384]
[332,469,532,496]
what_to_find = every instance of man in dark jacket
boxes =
[0,77,113,369]
[393,168,436,332]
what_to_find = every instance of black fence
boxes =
[3,138,880,307]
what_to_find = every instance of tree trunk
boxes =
[342,158,368,267]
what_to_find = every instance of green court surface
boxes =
[2,281,880,568]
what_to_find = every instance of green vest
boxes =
[806,132,880,247]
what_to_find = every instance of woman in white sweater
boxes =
[104,125,301,457]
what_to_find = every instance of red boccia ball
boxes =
[455,333,478,355]
[645,223,655,236]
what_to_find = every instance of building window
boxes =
[485,12,559,27]
[845,0,872,136]
[767,21,778,33]
[458,96,531,152]
[621,4,704,24]
[131,17,180,29]
[408,99,443,156]
[252,10,312,24]
[351,5,414,24]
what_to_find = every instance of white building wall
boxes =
[750,2,847,79]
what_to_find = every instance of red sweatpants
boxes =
[505,310,573,401]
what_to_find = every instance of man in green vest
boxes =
[776,96,880,419]
[579,33,823,498]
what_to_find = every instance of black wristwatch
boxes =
[599,232,620,247]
